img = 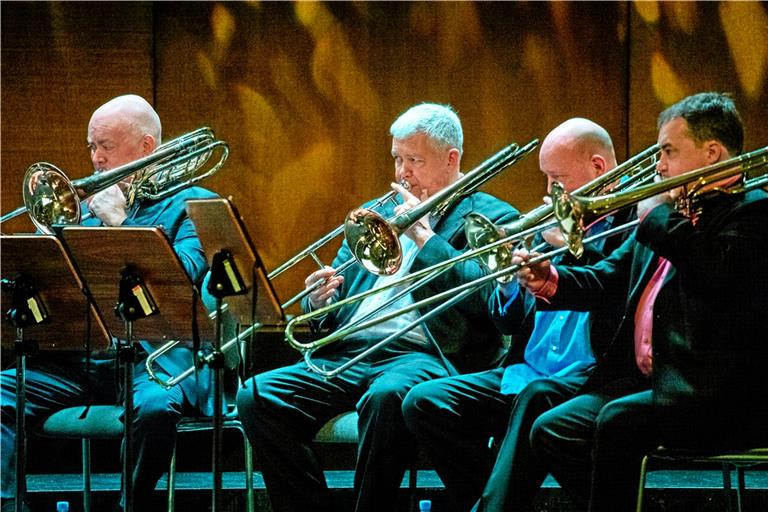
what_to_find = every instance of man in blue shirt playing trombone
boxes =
[403,118,633,512]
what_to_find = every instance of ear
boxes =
[447,148,461,168]
[141,134,158,156]
[590,154,608,176]
[704,140,725,164]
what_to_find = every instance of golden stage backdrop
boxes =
[2,1,766,309]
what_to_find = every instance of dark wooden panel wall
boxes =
[2,2,766,310]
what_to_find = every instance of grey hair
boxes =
[389,103,463,155]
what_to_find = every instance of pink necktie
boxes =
[633,257,672,376]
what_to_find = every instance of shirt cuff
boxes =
[495,282,521,316]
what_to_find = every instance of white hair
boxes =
[389,103,463,155]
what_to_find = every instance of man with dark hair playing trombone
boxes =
[0,94,218,512]
[236,102,519,512]
[517,92,768,512]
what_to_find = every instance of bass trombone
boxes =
[0,127,228,234]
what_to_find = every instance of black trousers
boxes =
[472,373,588,512]
[235,341,450,512]
[1,352,195,510]
[529,377,651,512]
[401,367,513,512]
[532,378,768,512]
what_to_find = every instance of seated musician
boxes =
[0,94,218,512]
[512,92,768,512]
[236,102,519,512]
[402,118,634,512]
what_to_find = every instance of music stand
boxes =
[187,197,284,511]
[1,235,111,512]
[60,226,214,512]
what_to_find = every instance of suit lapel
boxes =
[629,243,659,300]
[433,195,472,241]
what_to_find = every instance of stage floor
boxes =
[21,469,768,512]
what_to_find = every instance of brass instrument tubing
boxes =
[307,220,639,379]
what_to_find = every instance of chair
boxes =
[166,405,254,512]
[38,403,255,512]
[636,446,768,512]
[313,411,420,511]
[39,405,124,512]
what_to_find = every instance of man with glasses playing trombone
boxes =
[514,92,768,512]
[236,102,519,512]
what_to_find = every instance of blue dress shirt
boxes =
[495,283,594,395]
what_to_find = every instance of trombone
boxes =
[0,127,228,234]
[553,145,768,257]
[273,139,539,309]
[268,187,403,309]
[145,305,260,389]
[464,144,660,280]
[286,145,767,379]
[146,139,539,388]
[285,217,640,379]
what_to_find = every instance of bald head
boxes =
[539,118,617,193]
[87,94,161,172]
[89,94,162,142]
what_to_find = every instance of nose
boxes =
[396,161,412,183]
[656,154,667,176]
[546,176,555,194]
[91,147,106,169]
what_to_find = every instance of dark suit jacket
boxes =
[83,186,219,414]
[303,191,519,374]
[546,231,661,391]
[545,189,768,437]
[637,189,768,420]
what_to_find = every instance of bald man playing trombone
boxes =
[0,94,218,512]
[516,92,768,512]
[236,103,519,512]
[402,118,636,512]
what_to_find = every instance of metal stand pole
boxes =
[119,322,136,512]
[3,277,47,512]
[115,266,157,512]
[14,328,28,512]
[205,250,247,512]
[211,296,225,512]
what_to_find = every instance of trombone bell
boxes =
[344,208,402,276]
[23,163,82,234]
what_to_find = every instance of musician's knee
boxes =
[132,386,182,429]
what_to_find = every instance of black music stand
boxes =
[1,235,111,512]
[186,197,284,511]
[60,226,214,512]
